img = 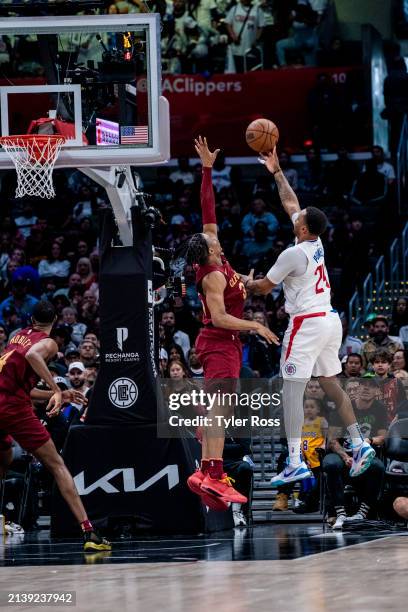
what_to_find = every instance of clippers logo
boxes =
[109,377,138,408]
[116,327,128,351]
[284,363,297,376]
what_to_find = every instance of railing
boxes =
[397,115,408,215]
[349,221,408,335]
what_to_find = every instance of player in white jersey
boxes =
[245,148,375,488]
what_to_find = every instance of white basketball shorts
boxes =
[280,310,342,380]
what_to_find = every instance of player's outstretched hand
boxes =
[194,135,220,168]
[62,389,88,406]
[255,323,280,346]
[259,147,280,175]
[46,390,63,417]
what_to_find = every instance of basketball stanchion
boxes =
[0,134,65,199]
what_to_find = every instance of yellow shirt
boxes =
[302,416,327,468]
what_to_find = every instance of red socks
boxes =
[207,458,223,480]
[201,459,210,474]
[80,519,93,532]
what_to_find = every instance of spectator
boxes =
[340,353,363,379]
[188,347,204,378]
[239,327,276,377]
[81,290,99,326]
[278,150,298,191]
[211,152,232,192]
[169,157,194,185]
[343,377,360,403]
[390,296,408,336]
[324,377,387,529]
[159,347,168,376]
[161,310,191,358]
[371,145,396,185]
[168,359,191,380]
[167,342,190,370]
[84,331,100,350]
[242,221,274,267]
[361,315,403,368]
[392,349,408,374]
[64,346,81,369]
[62,307,87,346]
[38,242,70,279]
[76,258,96,290]
[325,146,359,201]
[79,339,98,367]
[51,324,76,358]
[0,277,38,323]
[276,0,324,67]
[67,361,88,415]
[370,349,406,424]
[14,203,38,239]
[0,322,8,354]
[241,198,278,242]
[338,315,363,359]
[350,159,387,206]
[224,0,265,73]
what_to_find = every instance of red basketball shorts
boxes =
[195,329,242,380]
[0,394,50,454]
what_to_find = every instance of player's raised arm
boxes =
[260,148,301,219]
[194,136,220,237]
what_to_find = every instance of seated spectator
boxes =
[79,338,98,367]
[371,145,396,185]
[323,377,387,529]
[76,257,96,290]
[66,361,88,417]
[161,309,191,358]
[239,328,276,377]
[241,198,278,242]
[64,346,81,370]
[390,296,408,336]
[38,242,70,279]
[169,157,194,185]
[362,315,403,368]
[276,0,325,67]
[81,290,99,327]
[211,152,232,192]
[0,322,8,353]
[338,314,363,359]
[370,349,406,424]
[14,203,38,239]
[167,359,192,381]
[0,277,38,325]
[343,377,361,403]
[350,159,387,206]
[62,306,87,346]
[84,331,100,350]
[325,146,359,201]
[242,221,274,267]
[224,0,264,73]
[223,435,254,526]
[159,347,168,376]
[188,347,204,378]
[340,353,363,379]
[167,342,190,370]
[273,397,327,513]
[279,150,298,191]
[392,349,408,374]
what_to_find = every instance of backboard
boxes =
[0,14,170,169]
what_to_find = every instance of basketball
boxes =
[245,118,279,153]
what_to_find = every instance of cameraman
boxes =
[225,0,265,73]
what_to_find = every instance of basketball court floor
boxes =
[1,524,407,611]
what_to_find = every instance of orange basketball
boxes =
[245,118,279,153]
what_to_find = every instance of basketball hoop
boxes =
[0,134,66,199]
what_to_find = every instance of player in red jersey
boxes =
[0,300,110,551]
[184,137,279,510]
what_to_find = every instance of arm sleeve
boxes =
[266,247,308,284]
[201,167,217,226]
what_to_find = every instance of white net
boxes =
[0,135,65,199]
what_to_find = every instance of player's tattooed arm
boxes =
[260,147,301,218]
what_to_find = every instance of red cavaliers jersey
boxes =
[0,327,49,400]
[195,256,246,328]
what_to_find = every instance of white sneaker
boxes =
[350,441,376,477]
[270,461,312,487]
[5,521,24,535]
[332,515,346,530]
[344,511,365,522]
[232,509,247,527]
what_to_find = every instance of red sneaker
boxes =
[187,470,229,512]
[201,473,248,504]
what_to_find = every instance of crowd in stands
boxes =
[0,0,359,74]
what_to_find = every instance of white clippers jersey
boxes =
[282,238,332,315]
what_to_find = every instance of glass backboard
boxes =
[0,14,169,168]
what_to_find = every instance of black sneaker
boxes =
[83,530,112,552]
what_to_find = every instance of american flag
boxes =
[120,125,149,144]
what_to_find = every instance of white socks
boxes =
[283,380,307,467]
